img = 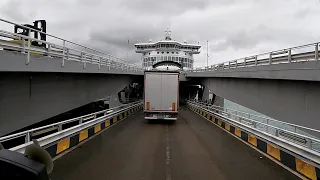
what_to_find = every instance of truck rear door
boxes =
[161,73,178,112]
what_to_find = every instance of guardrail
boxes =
[9,101,142,154]
[187,100,320,153]
[189,42,320,72]
[0,101,141,145]
[0,18,142,72]
[187,100,320,180]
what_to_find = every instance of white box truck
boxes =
[144,70,179,120]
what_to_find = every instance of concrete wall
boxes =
[0,72,137,136]
[201,77,320,130]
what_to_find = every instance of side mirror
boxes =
[0,140,53,180]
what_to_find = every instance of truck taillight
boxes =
[172,103,176,111]
[146,102,150,110]
[172,114,177,118]
[145,114,151,117]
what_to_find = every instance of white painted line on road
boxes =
[165,124,172,180]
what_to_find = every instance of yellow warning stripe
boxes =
[105,120,110,127]
[235,128,241,137]
[295,158,317,180]
[94,124,101,133]
[56,138,70,154]
[248,134,257,146]
[267,144,281,161]
[79,129,88,142]
[225,123,230,131]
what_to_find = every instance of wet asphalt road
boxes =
[50,107,299,180]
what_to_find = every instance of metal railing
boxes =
[0,18,142,72]
[10,101,142,153]
[119,98,141,104]
[0,101,141,144]
[187,100,320,153]
[189,42,320,72]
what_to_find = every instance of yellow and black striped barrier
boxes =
[44,105,142,160]
[188,104,320,180]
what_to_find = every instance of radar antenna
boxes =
[165,28,172,40]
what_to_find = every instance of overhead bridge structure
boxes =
[1,18,320,180]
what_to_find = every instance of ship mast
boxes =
[165,28,171,40]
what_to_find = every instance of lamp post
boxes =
[206,40,209,71]
[127,38,129,61]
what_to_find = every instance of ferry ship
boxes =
[134,30,201,70]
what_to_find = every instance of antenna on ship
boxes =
[165,28,171,40]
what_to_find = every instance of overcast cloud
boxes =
[1,0,320,67]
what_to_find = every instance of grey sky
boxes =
[1,0,320,67]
